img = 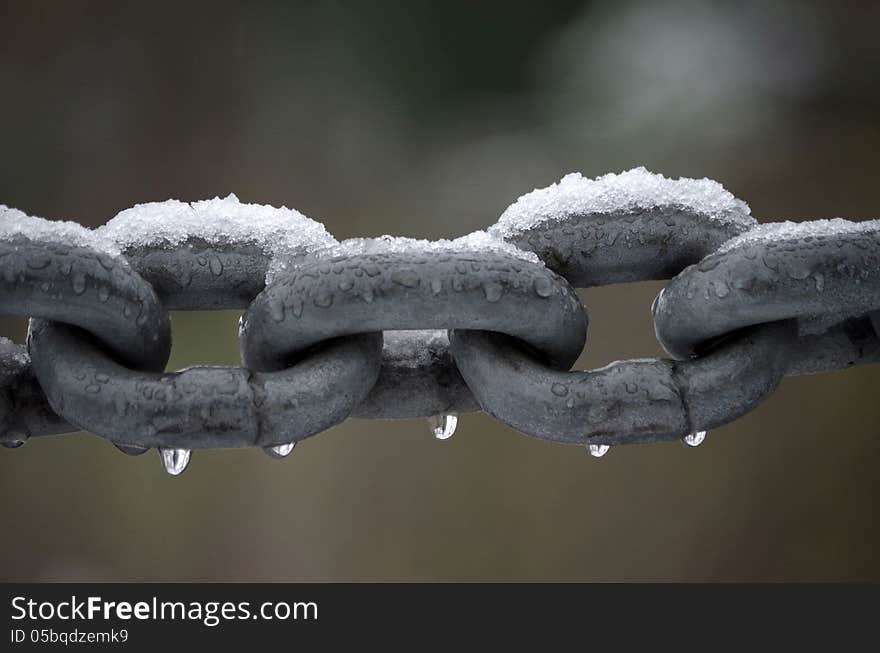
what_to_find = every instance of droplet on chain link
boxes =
[588,443,610,458]
[683,431,707,447]
[209,256,223,276]
[72,272,87,295]
[427,414,457,440]
[270,301,286,323]
[159,447,191,476]
[263,442,296,459]
[482,281,503,302]
[533,277,553,298]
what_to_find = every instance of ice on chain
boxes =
[99,194,336,263]
[309,232,540,264]
[489,167,754,239]
[0,205,120,256]
[716,218,880,255]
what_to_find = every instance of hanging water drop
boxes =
[683,431,707,447]
[588,443,610,458]
[159,447,191,476]
[427,414,457,440]
[264,442,296,459]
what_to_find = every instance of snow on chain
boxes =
[716,217,880,255]
[0,205,121,257]
[489,166,755,240]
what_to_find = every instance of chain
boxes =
[2,170,878,474]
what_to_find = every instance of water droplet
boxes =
[339,278,354,291]
[588,443,610,458]
[391,269,420,288]
[264,442,296,459]
[683,431,707,447]
[430,279,443,295]
[97,286,110,302]
[159,448,191,476]
[209,256,224,276]
[313,291,334,308]
[72,272,87,295]
[762,256,779,272]
[40,282,50,292]
[714,281,730,298]
[551,383,569,397]
[115,443,148,456]
[534,277,553,298]
[270,301,286,323]
[427,414,457,440]
[814,273,825,292]
[483,281,503,303]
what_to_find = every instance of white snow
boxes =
[0,205,120,256]
[309,232,539,263]
[716,218,880,254]
[98,194,336,260]
[490,167,754,239]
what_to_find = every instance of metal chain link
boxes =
[2,174,878,474]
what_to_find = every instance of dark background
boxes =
[1,0,879,581]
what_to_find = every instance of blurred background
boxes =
[2,0,879,581]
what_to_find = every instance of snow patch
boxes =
[716,218,880,254]
[313,232,539,263]
[99,194,336,260]
[490,167,753,239]
[0,205,120,256]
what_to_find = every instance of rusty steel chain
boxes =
[1,168,878,475]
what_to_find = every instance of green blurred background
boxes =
[2,0,879,581]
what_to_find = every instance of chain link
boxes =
[2,172,878,473]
